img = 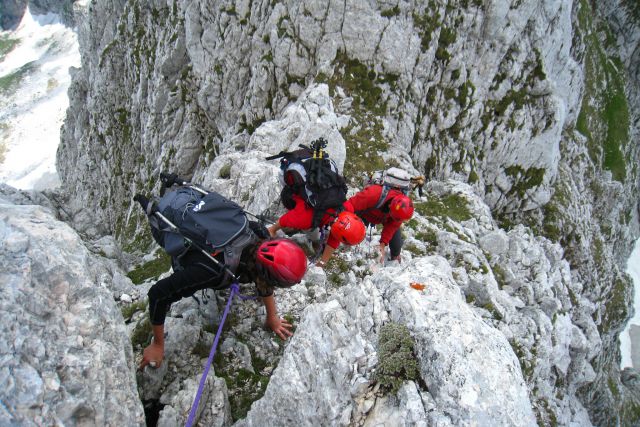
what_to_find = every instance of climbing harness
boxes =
[185,283,257,427]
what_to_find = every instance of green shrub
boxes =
[374,322,419,394]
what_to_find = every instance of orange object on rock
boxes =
[410,282,426,291]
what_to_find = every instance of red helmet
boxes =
[256,239,307,288]
[330,211,366,246]
[389,195,414,221]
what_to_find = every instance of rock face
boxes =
[0,186,145,426]
[57,0,586,236]
[0,0,27,30]
[29,0,76,26]
[238,256,539,427]
[49,0,640,425]
[0,0,76,29]
[230,182,601,425]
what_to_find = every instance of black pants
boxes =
[364,221,403,258]
[147,251,224,325]
[389,229,403,258]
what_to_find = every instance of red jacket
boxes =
[343,185,404,245]
[278,195,341,248]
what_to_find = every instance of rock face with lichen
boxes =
[8,0,635,425]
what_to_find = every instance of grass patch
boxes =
[412,7,441,51]
[414,193,472,222]
[121,300,148,321]
[219,163,232,179]
[117,212,155,253]
[331,51,385,114]
[621,401,640,426]
[381,6,400,17]
[575,0,629,182]
[214,351,271,421]
[341,118,388,183]
[127,252,172,284]
[510,340,536,381]
[492,264,508,288]
[415,229,438,248]
[131,317,153,349]
[404,242,426,256]
[504,165,545,198]
[324,51,394,184]
[598,274,631,335]
[482,302,503,321]
[0,61,38,95]
[0,35,20,61]
[0,123,8,164]
[325,255,350,287]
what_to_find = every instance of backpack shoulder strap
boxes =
[374,185,391,210]
[221,227,258,286]
[354,185,392,217]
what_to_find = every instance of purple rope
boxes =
[185,283,240,427]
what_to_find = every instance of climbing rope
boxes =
[185,283,256,427]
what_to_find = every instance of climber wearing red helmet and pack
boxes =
[140,223,307,370]
[268,198,366,267]
[343,184,414,264]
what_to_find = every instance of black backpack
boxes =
[267,138,348,228]
[142,177,261,286]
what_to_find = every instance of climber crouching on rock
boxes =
[134,192,308,370]
[267,194,366,268]
[338,185,415,264]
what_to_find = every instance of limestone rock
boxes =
[0,194,145,425]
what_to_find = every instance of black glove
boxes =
[133,194,149,211]
[160,172,178,188]
[249,221,271,239]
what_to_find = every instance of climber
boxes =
[135,189,308,369]
[331,185,414,264]
[267,197,366,267]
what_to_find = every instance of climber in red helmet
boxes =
[139,226,307,370]
[268,198,366,267]
[343,185,414,264]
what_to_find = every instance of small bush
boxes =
[374,322,419,394]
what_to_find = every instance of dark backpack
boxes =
[147,186,258,285]
[268,139,348,228]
